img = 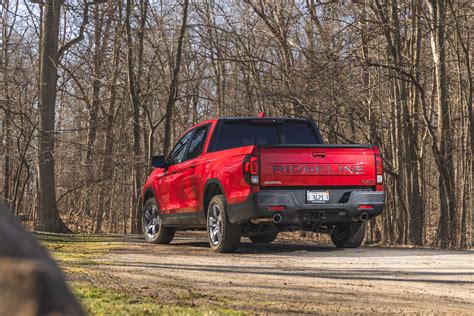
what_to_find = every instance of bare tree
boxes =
[36,0,69,232]
[163,0,189,157]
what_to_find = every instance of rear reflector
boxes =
[358,204,374,209]
[267,205,286,211]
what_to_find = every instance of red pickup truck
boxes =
[141,116,384,252]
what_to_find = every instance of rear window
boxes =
[209,120,321,152]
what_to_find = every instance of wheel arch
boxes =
[143,188,156,206]
[202,179,226,216]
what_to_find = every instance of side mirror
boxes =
[151,155,166,168]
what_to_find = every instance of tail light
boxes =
[244,155,259,185]
[375,154,383,184]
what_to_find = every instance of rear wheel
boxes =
[207,195,241,253]
[142,198,175,244]
[249,231,278,243]
[330,221,367,248]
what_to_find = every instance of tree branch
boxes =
[58,0,107,58]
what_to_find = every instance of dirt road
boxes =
[76,232,474,314]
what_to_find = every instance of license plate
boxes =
[307,190,330,203]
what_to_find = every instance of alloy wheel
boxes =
[143,204,161,239]
[208,203,223,246]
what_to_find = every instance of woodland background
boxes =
[0,0,472,249]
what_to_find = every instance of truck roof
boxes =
[217,116,310,122]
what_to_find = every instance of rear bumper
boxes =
[227,189,384,225]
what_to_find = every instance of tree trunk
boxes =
[1,0,11,206]
[126,0,148,233]
[94,13,121,233]
[163,0,189,157]
[447,0,473,248]
[36,0,69,233]
[84,9,101,163]
[427,0,458,248]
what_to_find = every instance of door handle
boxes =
[312,152,326,159]
[190,164,196,169]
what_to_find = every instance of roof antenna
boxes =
[257,112,266,118]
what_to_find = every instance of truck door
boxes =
[158,130,194,214]
[180,124,211,213]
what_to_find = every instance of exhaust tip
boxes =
[360,212,369,221]
[273,214,282,224]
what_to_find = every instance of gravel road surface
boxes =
[98,232,474,314]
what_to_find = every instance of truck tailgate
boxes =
[259,145,376,187]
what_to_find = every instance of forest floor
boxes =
[37,232,474,315]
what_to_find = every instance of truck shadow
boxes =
[170,240,341,254]
[241,242,340,254]
[167,239,474,257]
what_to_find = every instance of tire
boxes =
[330,221,367,248]
[249,231,278,243]
[207,195,241,253]
[142,198,175,244]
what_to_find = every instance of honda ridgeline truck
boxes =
[141,115,384,252]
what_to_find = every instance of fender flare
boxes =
[142,187,156,205]
[201,178,226,212]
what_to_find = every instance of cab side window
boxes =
[167,130,193,165]
[186,125,210,160]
